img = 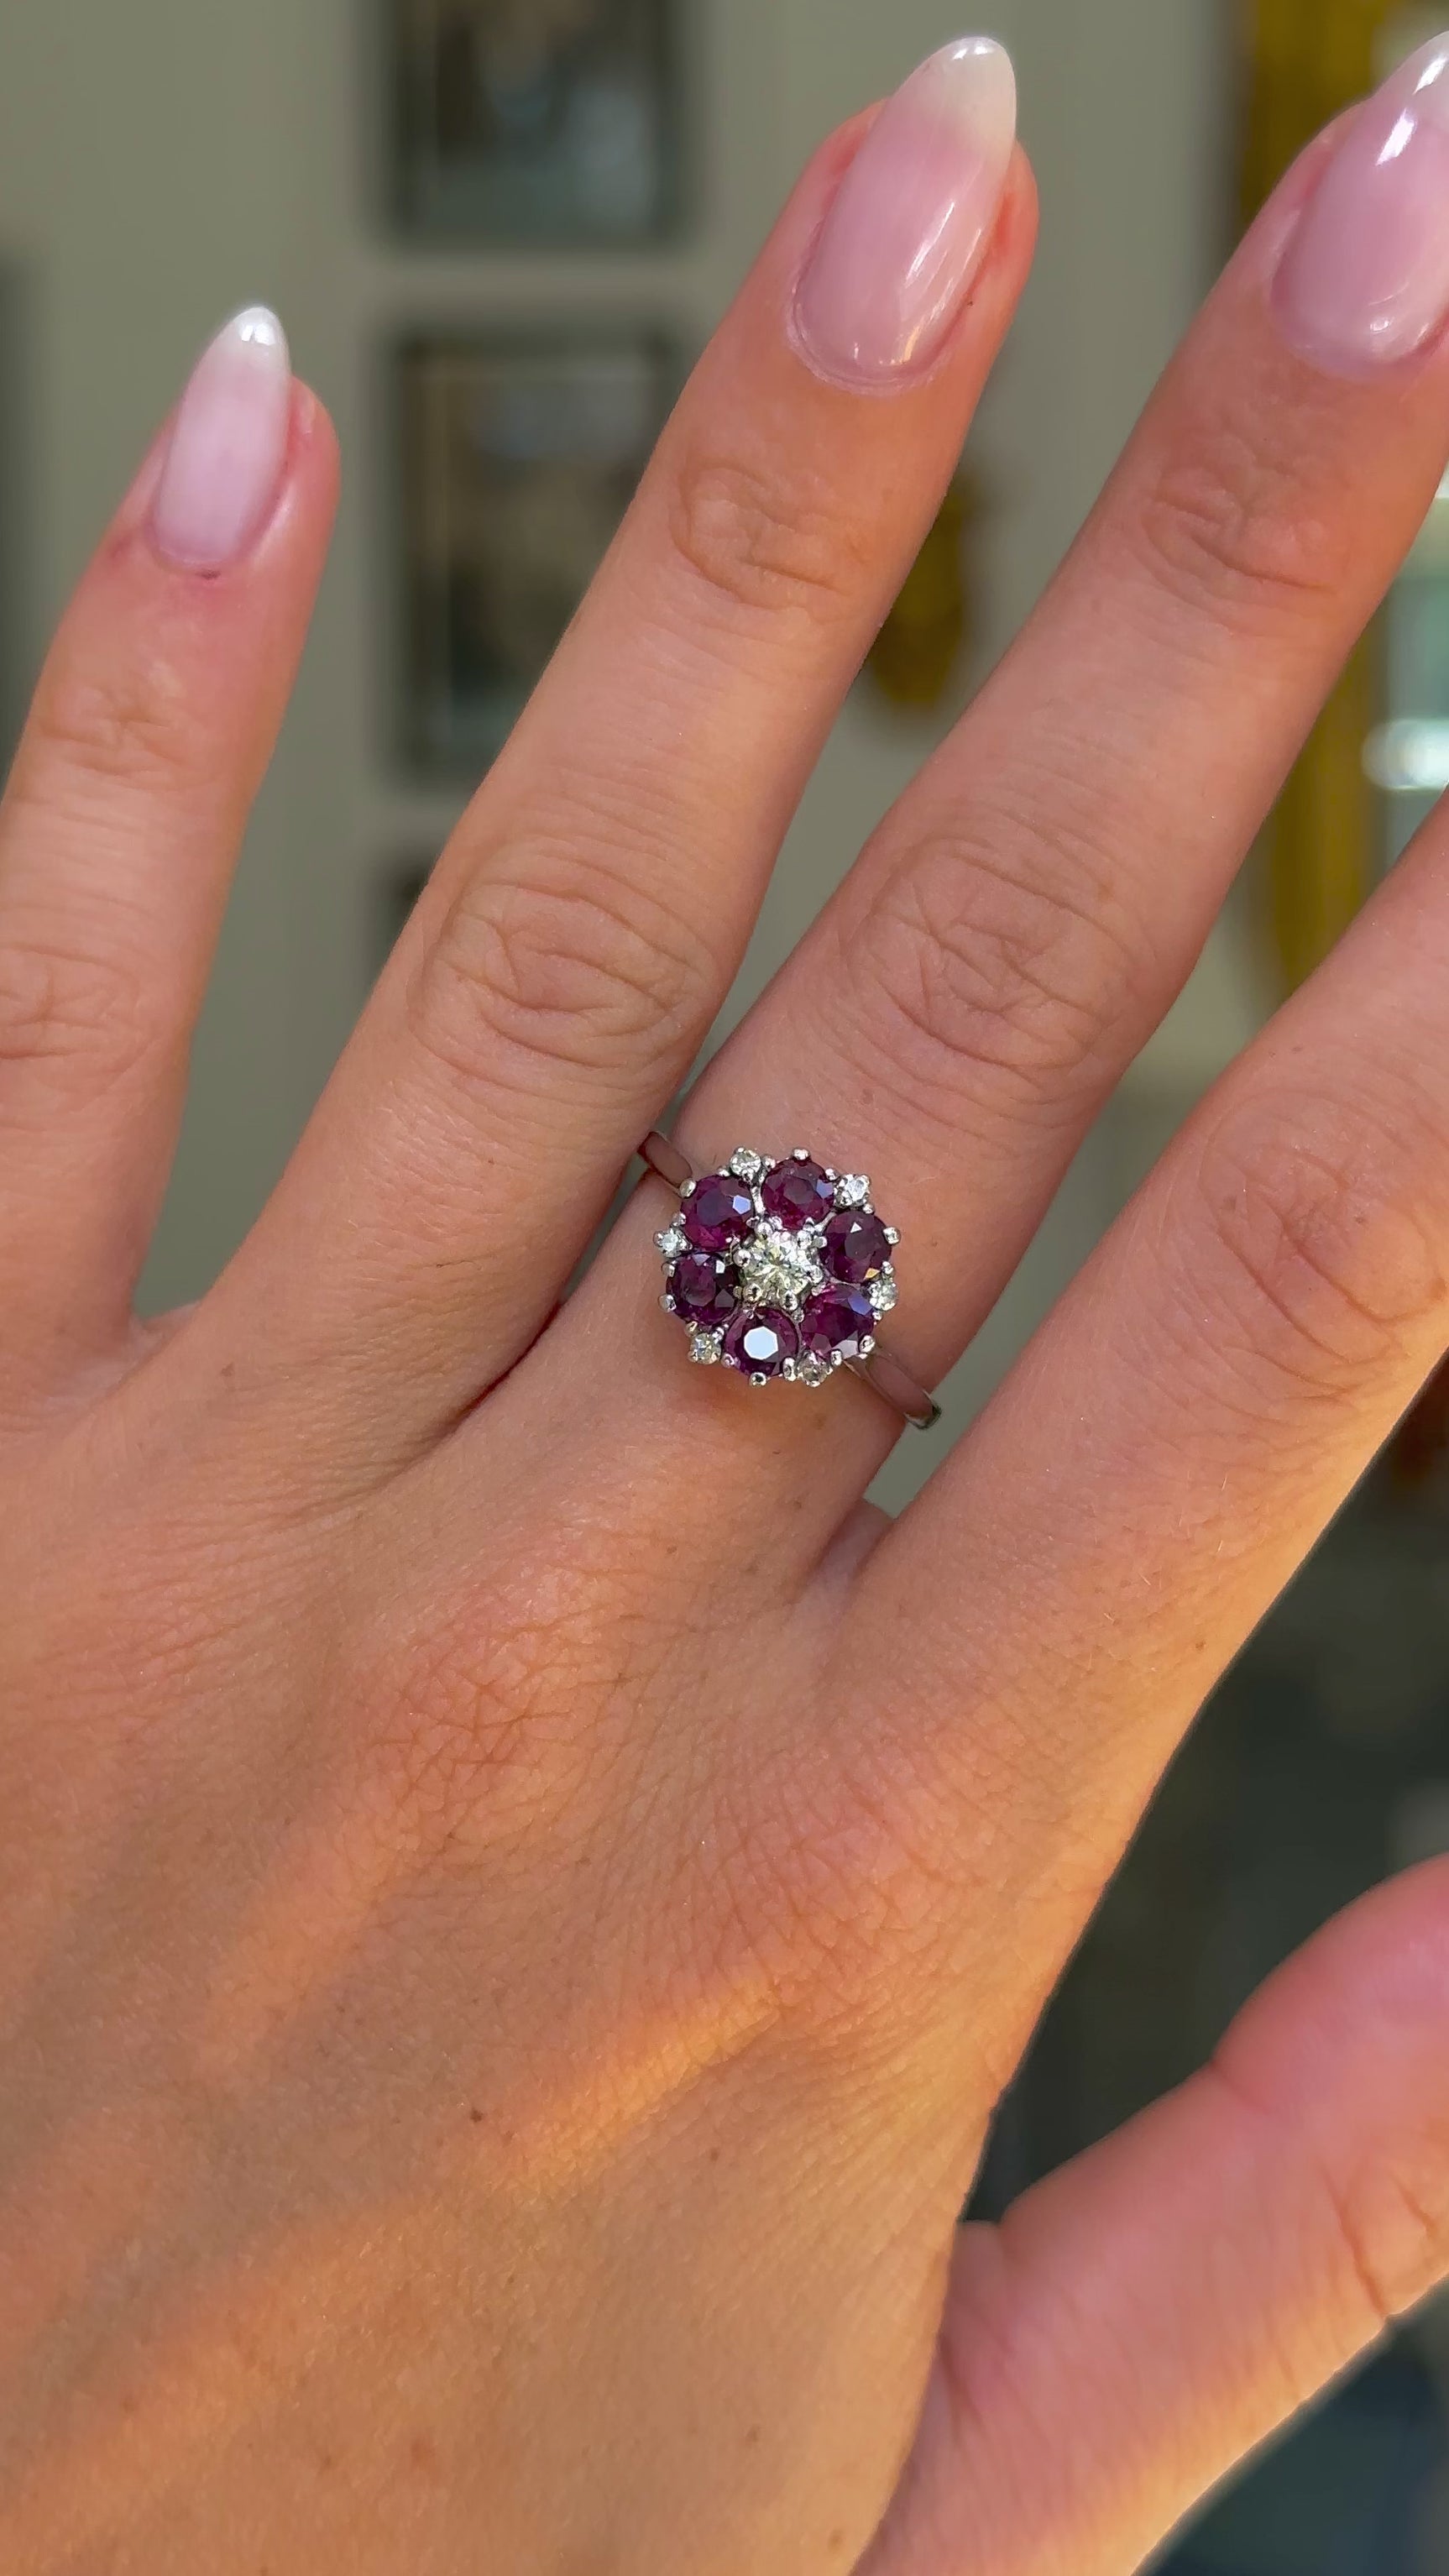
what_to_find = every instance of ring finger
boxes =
[556,40,1449,1537]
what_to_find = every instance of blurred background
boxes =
[0,1,1447,2564]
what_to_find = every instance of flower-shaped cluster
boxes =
[656,1147,900,1390]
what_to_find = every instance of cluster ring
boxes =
[640,1133,942,1433]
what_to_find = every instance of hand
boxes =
[5,34,1449,2574]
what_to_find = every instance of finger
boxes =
[863,1864,1449,2576]
[563,50,1449,1531]
[201,46,1036,1452]
[855,718,1449,2008]
[0,311,337,1396]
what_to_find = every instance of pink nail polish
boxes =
[794,36,1017,387]
[1276,35,1449,374]
[149,307,292,572]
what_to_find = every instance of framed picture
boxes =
[389,0,683,246]
[396,330,677,776]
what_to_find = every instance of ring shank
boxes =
[639,1132,942,1434]
[640,1130,695,1194]
[846,1343,943,1435]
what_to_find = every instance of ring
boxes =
[640,1134,943,1433]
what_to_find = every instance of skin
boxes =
[3,95,1449,2576]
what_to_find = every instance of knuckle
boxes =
[408,844,715,1095]
[667,446,868,627]
[693,1729,985,2053]
[24,651,196,804]
[348,1550,633,1860]
[1131,414,1343,629]
[368,1614,592,1852]
[1325,2139,1449,2333]
[834,824,1148,1132]
[1189,1097,1449,1396]
[0,934,159,1094]
[693,1773,876,2032]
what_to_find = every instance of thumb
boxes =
[865,1861,1449,2576]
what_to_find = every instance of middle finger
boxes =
[196,40,1032,1463]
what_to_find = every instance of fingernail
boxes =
[149,306,292,571]
[794,36,1017,387]
[1276,35,1449,374]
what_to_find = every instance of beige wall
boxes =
[0,0,1256,1500]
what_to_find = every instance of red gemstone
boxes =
[761,1157,835,1231]
[801,1286,876,1364]
[668,1255,740,1326]
[824,1210,891,1284]
[724,1309,800,1379]
[683,1174,756,1253]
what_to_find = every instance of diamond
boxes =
[688,1328,723,1367]
[869,1270,899,1318]
[834,1174,871,1211]
[797,1353,833,1390]
[656,1220,688,1260]
[728,1146,766,1182]
[734,1221,825,1317]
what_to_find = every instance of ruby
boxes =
[824,1210,891,1284]
[683,1174,756,1254]
[724,1308,800,1380]
[668,1255,740,1327]
[801,1286,876,1364]
[761,1157,835,1231]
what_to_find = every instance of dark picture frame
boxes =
[388,0,684,247]
[395,327,678,778]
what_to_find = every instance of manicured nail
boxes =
[149,306,292,571]
[794,36,1017,386]
[1276,35,1449,374]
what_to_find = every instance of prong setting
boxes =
[654,1147,902,1395]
